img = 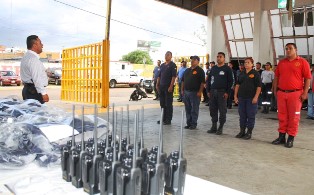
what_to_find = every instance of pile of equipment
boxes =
[61,104,187,195]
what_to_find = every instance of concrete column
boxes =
[253,0,274,63]
[207,0,228,62]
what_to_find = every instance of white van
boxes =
[109,61,144,88]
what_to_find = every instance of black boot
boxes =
[272,133,286,145]
[265,106,269,114]
[243,127,253,140]
[235,127,246,138]
[216,123,224,135]
[207,123,217,133]
[285,135,294,148]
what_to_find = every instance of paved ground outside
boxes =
[1,86,313,194]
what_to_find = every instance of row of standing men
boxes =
[153,44,312,148]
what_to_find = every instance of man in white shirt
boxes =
[20,35,49,103]
[261,62,275,113]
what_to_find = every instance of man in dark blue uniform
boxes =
[181,56,205,129]
[156,51,177,125]
[206,52,234,135]
[153,60,161,100]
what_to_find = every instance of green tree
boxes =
[121,50,153,64]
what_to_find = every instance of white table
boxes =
[0,163,248,195]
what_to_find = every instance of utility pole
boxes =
[102,0,112,107]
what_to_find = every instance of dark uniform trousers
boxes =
[153,79,159,98]
[184,90,200,127]
[261,83,272,103]
[159,85,173,122]
[22,83,44,104]
[238,97,258,129]
[209,89,227,124]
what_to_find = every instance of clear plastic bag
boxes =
[0,122,60,169]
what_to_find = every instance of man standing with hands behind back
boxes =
[181,56,205,130]
[206,52,234,135]
[156,51,177,125]
[153,60,161,100]
[272,43,311,148]
[20,35,49,104]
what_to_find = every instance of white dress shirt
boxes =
[20,50,48,95]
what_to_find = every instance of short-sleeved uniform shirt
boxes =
[153,66,160,81]
[182,66,205,92]
[177,67,187,83]
[275,56,311,90]
[158,61,177,86]
[237,69,262,99]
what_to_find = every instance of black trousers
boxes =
[153,79,159,98]
[22,84,44,104]
[203,87,208,101]
[262,83,272,103]
[159,85,174,122]
[209,89,227,124]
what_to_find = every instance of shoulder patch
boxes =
[249,74,254,78]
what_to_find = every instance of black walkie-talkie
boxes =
[116,112,142,195]
[70,105,84,188]
[83,105,103,195]
[150,108,166,195]
[61,105,75,182]
[164,110,187,195]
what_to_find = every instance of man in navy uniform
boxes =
[206,52,234,135]
[156,51,177,125]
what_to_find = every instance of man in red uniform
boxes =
[272,43,311,148]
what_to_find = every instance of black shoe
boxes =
[184,125,191,129]
[285,135,294,148]
[243,128,253,140]
[207,123,217,133]
[235,128,246,138]
[306,116,314,119]
[177,99,182,102]
[153,97,158,100]
[177,98,181,101]
[157,120,164,124]
[272,133,286,145]
[216,124,224,135]
[163,121,171,125]
[201,100,206,103]
[189,126,197,130]
[227,105,232,109]
[270,108,277,112]
[205,103,209,106]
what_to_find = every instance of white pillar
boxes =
[207,0,228,62]
[253,0,274,63]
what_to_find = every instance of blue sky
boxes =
[0,0,207,61]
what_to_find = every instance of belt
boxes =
[278,88,302,93]
[211,89,226,92]
[23,83,35,86]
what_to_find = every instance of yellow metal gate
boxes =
[61,41,109,107]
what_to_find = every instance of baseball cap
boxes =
[190,55,200,61]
